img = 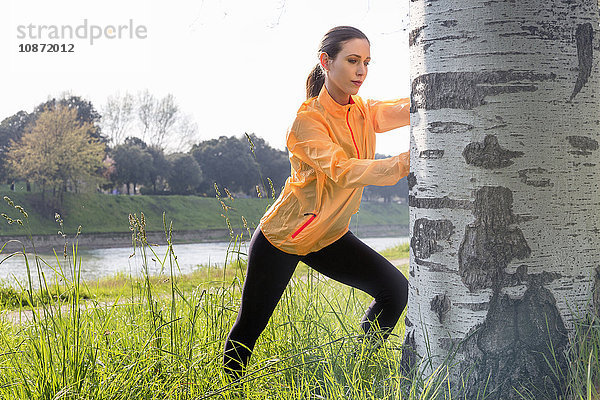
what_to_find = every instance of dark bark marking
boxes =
[411,218,455,259]
[454,186,568,398]
[415,258,457,273]
[449,51,533,59]
[567,135,599,152]
[553,286,574,291]
[420,149,445,159]
[410,71,555,112]
[428,34,470,42]
[454,301,490,311]
[409,195,472,209]
[405,316,414,327]
[431,292,452,323]
[463,134,524,169]
[518,168,554,187]
[499,32,531,38]
[407,172,417,191]
[583,163,597,167]
[502,265,563,286]
[428,121,474,134]
[457,285,569,400]
[504,264,528,285]
[414,258,442,267]
[528,271,563,285]
[441,20,458,28]
[518,24,564,40]
[409,26,426,46]
[570,23,593,101]
[458,187,531,292]
[484,115,508,131]
[484,19,520,26]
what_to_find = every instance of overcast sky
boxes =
[2,0,411,154]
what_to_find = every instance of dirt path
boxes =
[1,299,134,325]
[1,303,74,325]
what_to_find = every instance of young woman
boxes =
[223,25,411,378]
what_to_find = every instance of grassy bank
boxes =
[0,192,408,236]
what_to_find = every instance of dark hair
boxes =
[305,26,370,99]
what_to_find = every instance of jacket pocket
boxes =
[291,213,317,239]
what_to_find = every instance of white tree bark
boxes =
[403,0,600,398]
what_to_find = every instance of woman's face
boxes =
[321,38,371,105]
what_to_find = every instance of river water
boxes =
[0,236,409,286]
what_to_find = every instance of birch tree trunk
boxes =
[402,0,600,398]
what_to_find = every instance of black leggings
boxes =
[223,227,409,376]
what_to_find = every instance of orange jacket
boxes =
[259,84,410,255]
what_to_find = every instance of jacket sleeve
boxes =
[287,112,410,189]
[366,97,411,133]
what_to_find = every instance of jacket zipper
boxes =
[291,213,317,239]
[346,107,360,159]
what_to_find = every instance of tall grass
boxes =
[0,195,599,399]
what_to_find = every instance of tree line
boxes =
[0,92,407,206]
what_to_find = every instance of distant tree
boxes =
[244,133,289,197]
[146,145,170,193]
[0,111,34,184]
[7,104,105,204]
[135,90,198,152]
[111,140,153,195]
[191,136,258,195]
[118,138,170,193]
[100,155,117,192]
[170,114,199,153]
[365,177,408,203]
[124,136,148,149]
[167,153,202,194]
[100,92,135,146]
[34,94,107,143]
[0,94,106,187]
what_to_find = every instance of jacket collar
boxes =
[317,84,355,118]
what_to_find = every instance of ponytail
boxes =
[306,63,325,99]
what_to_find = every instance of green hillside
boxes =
[0,192,408,236]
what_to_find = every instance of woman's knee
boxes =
[378,270,409,312]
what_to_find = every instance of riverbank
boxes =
[1,223,409,253]
[1,192,409,251]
